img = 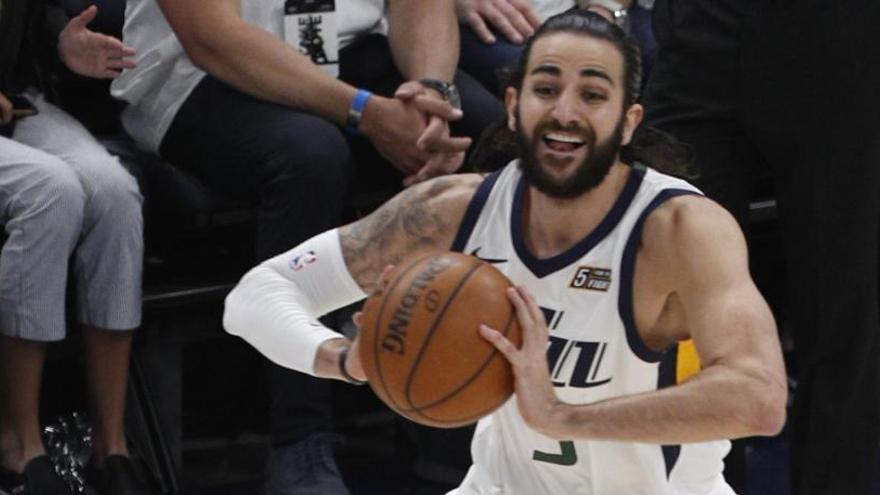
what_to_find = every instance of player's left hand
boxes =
[480,285,566,438]
[347,265,397,380]
[58,5,137,79]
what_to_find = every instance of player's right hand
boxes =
[480,285,567,439]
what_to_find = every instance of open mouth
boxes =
[542,132,586,153]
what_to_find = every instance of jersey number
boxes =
[532,441,577,466]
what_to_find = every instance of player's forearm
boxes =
[542,364,787,444]
[387,0,459,80]
[223,230,367,375]
[179,16,357,125]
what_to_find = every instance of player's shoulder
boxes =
[640,194,744,261]
[402,173,484,215]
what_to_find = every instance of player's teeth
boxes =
[545,133,584,144]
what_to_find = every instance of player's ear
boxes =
[622,103,644,146]
[505,87,518,132]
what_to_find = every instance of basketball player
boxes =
[224,11,787,494]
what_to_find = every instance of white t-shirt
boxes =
[111,0,386,153]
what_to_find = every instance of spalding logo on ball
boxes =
[359,251,523,428]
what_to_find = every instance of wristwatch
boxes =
[418,79,461,110]
[578,0,629,28]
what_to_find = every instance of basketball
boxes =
[358,251,522,428]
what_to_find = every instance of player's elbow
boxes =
[741,375,787,436]
[222,267,262,338]
[222,284,246,337]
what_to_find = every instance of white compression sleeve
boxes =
[223,229,367,375]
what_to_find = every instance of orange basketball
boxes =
[358,251,522,428]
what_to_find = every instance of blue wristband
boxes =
[345,89,372,135]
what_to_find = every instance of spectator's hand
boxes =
[455,0,542,44]
[359,96,432,177]
[0,92,11,125]
[393,81,471,185]
[58,5,136,79]
[395,81,471,152]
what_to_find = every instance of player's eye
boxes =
[582,90,607,102]
[533,85,558,97]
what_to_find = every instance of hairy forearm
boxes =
[544,364,786,444]
[387,0,459,80]
[178,15,356,124]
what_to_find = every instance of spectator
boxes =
[643,1,880,494]
[0,2,150,495]
[456,0,657,95]
[111,0,504,493]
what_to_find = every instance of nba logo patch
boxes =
[570,266,612,291]
[289,251,318,271]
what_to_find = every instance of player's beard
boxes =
[515,108,625,199]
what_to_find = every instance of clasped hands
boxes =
[361,81,473,187]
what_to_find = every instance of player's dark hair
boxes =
[469,10,695,179]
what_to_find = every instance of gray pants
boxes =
[0,90,143,342]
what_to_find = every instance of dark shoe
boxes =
[263,433,350,495]
[93,455,153,495]
[0,455,76,495]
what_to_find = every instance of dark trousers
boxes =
[160,34,504,448]
[645,1,880,494]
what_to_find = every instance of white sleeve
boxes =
[223,229,367,375]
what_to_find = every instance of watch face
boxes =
[420,79,462,109]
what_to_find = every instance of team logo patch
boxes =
[289,250,318,271]
[569,266,612,291]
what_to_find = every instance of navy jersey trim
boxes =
[662,444,682,479]
[618,188,701,363]
[511,165,646,279]
[450,170,504,252]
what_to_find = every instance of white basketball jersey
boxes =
[448,162,735,495]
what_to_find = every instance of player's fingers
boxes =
[506,286,535,330]
[515,286,549,340]
[480,324,522,363]
[466,12,496,44]
[352,311,363,329]
[345,338,367,380]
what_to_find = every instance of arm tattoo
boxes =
[340,178,458,292]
